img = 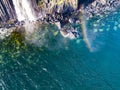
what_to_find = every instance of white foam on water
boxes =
[80,8,93,51]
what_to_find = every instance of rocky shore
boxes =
[0,0,120,39]
[1,0,120,26]
[84,0,120,20]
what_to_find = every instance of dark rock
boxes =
[84,0,120,19]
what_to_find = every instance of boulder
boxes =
[55,22,61,29]
[100,0,106,5]
[92,1,97,7]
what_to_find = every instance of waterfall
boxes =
[80,5,92,51]
[12,0,37,21]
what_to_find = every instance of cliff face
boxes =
[0,0,16,22]
[0,0,79,23]
[0,0,38,23]
[37,0,78,15]
[84,0,120,19]
[1,0,119,25]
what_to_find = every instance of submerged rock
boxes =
[54,22,61,29]
[100,0,106,5]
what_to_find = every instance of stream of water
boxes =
[12,0,36,21]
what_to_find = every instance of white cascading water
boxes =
[12,0,36,21]
[80,6,92,52]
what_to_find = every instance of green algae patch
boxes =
[0,31,27,64]
[0,29,48,66]
[1,31,26,50]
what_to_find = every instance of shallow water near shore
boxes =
[0,9,120,90]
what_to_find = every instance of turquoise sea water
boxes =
[0,9,120,90]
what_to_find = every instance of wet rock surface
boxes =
[84,0,120,20]
[0,0,119,24]
[0,27,15,39]
[60,23,82,39]
[0,0,120,39]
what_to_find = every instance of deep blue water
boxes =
[0,9,120,90]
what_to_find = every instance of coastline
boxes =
[0,0,120,39]
[84,0,120,20]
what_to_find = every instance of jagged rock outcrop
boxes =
[84,0,120,19]
[0,0,80,28]
[0,0,120,40]
[40,0,78,13]
[0,0,39,23]
[0,0,78,23]
[0,0,120,27]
